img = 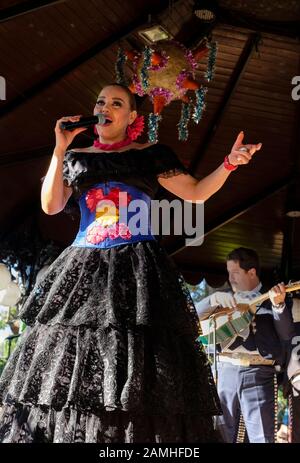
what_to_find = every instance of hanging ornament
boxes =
[205,41,217,82]
[0,263,11,290]
[193,87,207,124]
[115,48,127,85]
[117,39,217,143]
[140,45,153,92]
[148,113,162,143]
[178,100,193,141]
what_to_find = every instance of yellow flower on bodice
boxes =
[95,201,119,227]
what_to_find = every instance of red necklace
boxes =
[93,136,132,151]
[93,115,145,151]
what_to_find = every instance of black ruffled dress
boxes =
[0,144,221,443]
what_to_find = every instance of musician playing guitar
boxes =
[195,247,294,443]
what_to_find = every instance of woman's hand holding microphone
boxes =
[54,115,87,151]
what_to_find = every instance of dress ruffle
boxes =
[0,241,221,443]
[18,242,199,334]
[0,401,217,443]
[0,319,218,414]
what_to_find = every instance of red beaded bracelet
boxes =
[223,155,238,171]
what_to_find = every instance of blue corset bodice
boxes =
[71,181,156,249]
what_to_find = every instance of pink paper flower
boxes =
[86,222,132,244]
[118,223,132,239]
[86,224,108,244]
[107,223,132,240]
[126,115,145,141]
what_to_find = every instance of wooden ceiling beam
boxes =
[189,32,261,174]
[0,145,52,167]
[0,0,176,120]
[218,7,300,40]
[0,0,66,23]
[168,175,292,258]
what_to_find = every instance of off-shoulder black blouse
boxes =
[63,143,189,199]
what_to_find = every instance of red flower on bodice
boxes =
[86,187,131,212]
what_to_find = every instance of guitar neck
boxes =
[249,282,300,308]
[201,281,300,320]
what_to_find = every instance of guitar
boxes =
[199,281,300,347]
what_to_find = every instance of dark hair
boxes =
[226,247,260,276]
[102,83,137,111]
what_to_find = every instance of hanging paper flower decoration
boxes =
[116,39,217,143]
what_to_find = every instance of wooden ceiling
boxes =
[0,0,300,286]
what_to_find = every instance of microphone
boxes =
[60,113,106,131]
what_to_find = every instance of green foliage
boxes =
[0,306,8,330]
[0,358,6,376]
[0,305,18,328]
[0,319,7,331]
[277,385,288,425]
[0,306,24,376]
[0,335,20,375]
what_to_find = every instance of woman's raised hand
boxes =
[228,131,262,167]
[55,115,87,150]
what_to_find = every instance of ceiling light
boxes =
[138,25,172,44]
[193,0,218,22]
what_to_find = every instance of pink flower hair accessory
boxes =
[126,115,144,141]
[92,114,144,150]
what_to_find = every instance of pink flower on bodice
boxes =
[86,223,131,244]
[86,224,108,244]
[108,223,132,240]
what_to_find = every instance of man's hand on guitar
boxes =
[210,291,237,309]
[269,283,286,307]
